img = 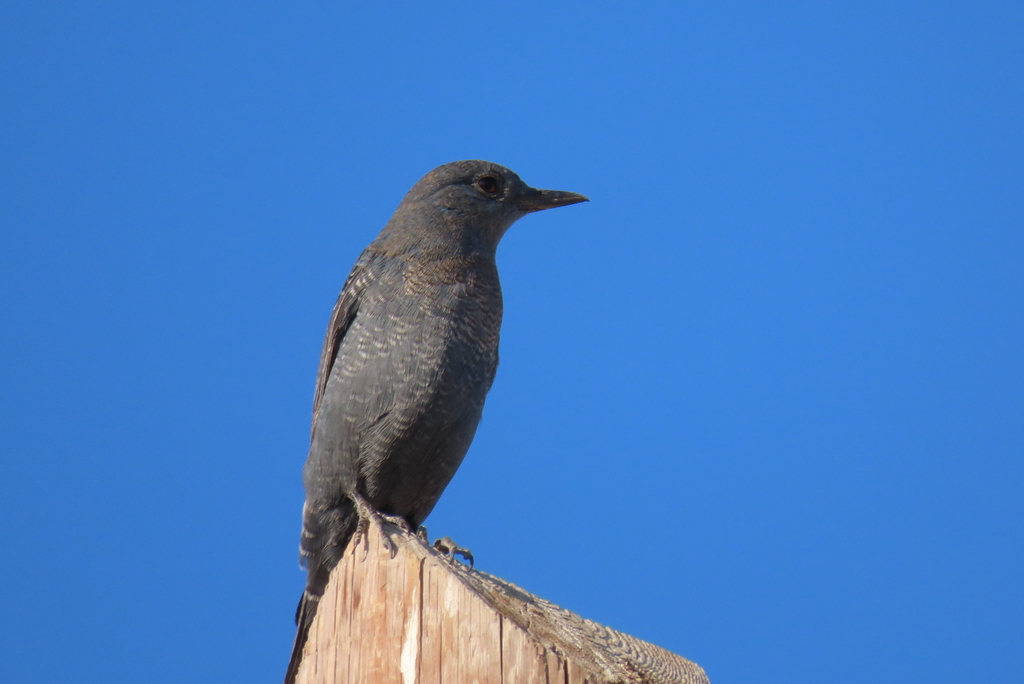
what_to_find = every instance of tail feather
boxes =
[284,591,320,684]
[284,499,357,684]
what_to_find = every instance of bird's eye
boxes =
[475,176,500,195]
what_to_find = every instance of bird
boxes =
[284,160,587,683]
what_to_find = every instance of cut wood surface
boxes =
[292,522,710,684]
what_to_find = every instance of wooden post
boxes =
[291,522,709,684]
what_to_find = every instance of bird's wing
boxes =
[310,253,371,443]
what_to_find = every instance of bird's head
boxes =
[384,160,588,256]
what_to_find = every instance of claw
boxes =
[352,516,371,561]
[433,536,474,569]
[379,511,413,533]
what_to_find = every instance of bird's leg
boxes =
[433,536,474,569]
[349,492,399,558]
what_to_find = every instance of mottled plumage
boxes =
[285,160,586,683]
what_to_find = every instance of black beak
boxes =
[517,187,589,213]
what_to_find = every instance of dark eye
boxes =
[475,175,500,195]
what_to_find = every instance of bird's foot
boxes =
[378,511,414,534]
[350,494,399,559]
[416,525,429,543]
[433,537,474,569]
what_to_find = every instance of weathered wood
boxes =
[293,522,709,684]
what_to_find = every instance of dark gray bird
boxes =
[285,160,587,683]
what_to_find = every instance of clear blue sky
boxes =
[1,3,1021,683]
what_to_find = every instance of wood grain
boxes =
[292,523,709,684]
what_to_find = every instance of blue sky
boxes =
[1,2,1021,683]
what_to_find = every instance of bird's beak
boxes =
[518,187,589,213]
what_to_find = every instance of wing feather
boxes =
[309,253,371,442]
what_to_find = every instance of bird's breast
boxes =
[343,262,502,391]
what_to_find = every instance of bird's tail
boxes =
[284,498,358,684]
[284,590,320,684]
